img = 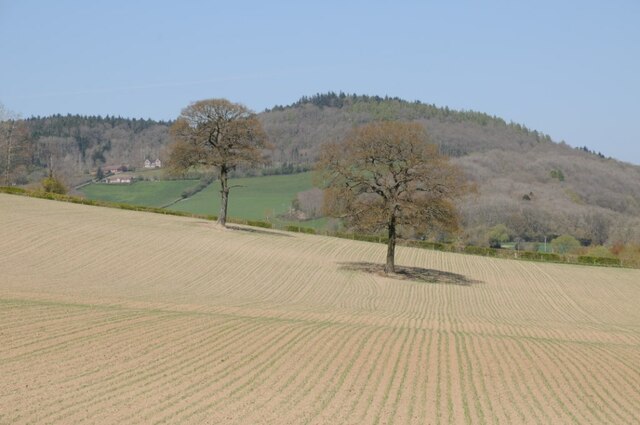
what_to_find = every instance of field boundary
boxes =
[1,186,636,269]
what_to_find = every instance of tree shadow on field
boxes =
[338,262,482,286]
[224,224,293,237]
[191,221,292,237]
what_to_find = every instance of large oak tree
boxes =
[318,121,467,273]
[168,99,269,226]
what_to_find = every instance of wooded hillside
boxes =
[261,93,640,246]
[13,114,170,183]
[4,93,640,245]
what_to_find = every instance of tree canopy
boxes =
[318,121,467,273]
[168,99,269,226]
[551,234,581,254]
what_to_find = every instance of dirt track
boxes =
[1,194,640,424]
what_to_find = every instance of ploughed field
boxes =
[1,194,640,424]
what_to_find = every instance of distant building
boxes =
[104,176,134,184]
[144,158,162,168]
[103,165,125,174]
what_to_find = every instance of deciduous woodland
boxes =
[3,93,640,250]
[2,194,640,424]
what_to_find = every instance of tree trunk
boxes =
[218,166,229,226]
[3,121,15,186]
[385,216,397,274]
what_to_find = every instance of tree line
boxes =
[3,94,640,252]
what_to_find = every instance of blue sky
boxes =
[1,1,639,164]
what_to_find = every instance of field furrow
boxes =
[2,194,640,424]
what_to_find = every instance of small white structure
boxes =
[104,176,134,184]
[144,158,162,168]
[103,165,125,174]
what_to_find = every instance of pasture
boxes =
[1,194,640,424]
[81,172,325,228]
[80,179,199,207]
[168,172,314,220]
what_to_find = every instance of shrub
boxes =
[246,220,272,229]
[285,225,316,234]
[586,246,616,259]
[464,246,497,256]
[550,234,581,254]
[487,224,510,248]
[577,256,621,266]
[407,240,450,251]
[352,233,383,243]
[519,251,562,262]
[0,186,27,195]
[550,169,565,181]
[181,175,215,199]
[41,177,67,194]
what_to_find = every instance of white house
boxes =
[144,158,162,168]
[104,176,134,184]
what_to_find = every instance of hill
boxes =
[260,93,640,246]
[14,114,170,183]
[6,93,640,245]
[2,194,640,423]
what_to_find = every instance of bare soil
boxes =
[1,194,640,424]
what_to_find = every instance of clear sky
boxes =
[1,0,639,164]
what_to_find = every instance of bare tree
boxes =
[294,187,324,219]
[0,104,30,186]
[38,136,67,178]
[584,211,612,245]
[168,99,269,226]
[318,121,467,273]
[1,119,16,186]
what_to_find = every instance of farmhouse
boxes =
[103,175,134,184]
[144,158,162,168]
[103,164,126,174]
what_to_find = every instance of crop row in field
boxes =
[1,194,640,424]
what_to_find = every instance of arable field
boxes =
[1,194,640,424]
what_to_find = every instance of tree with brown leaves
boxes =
[318,121,467,273]
[168,99,269,226]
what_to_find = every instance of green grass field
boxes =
[80,180,199,208]
[168,172,321,224]
[81,172,326,228]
